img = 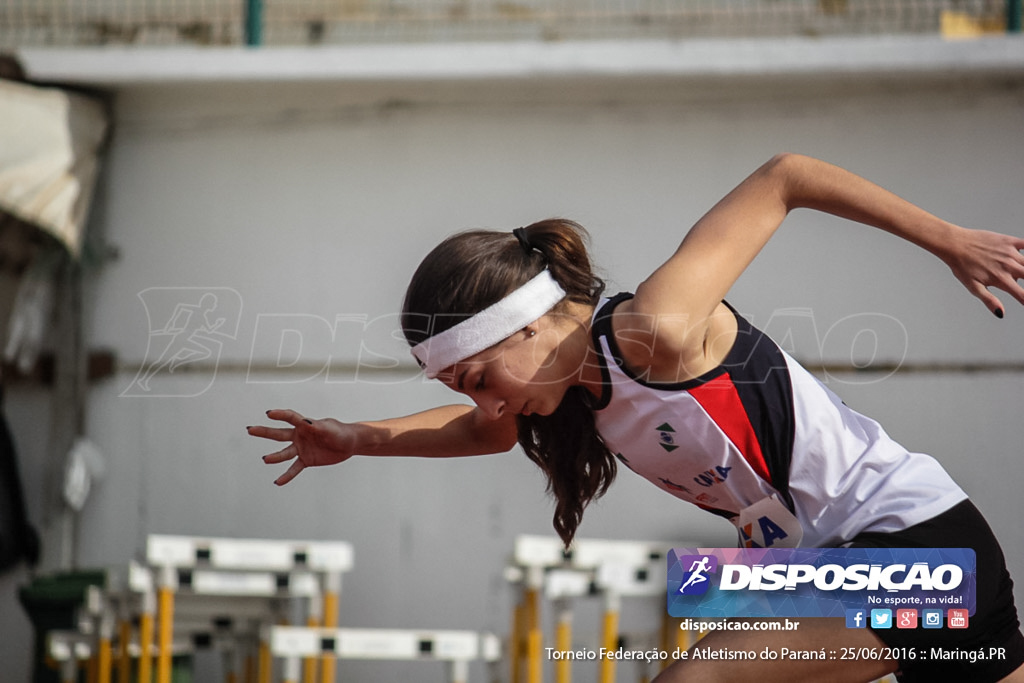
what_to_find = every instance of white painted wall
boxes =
[3,39,1024,681]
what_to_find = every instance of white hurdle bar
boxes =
[269,626,501,683]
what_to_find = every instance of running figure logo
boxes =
[677,554,718,595]
[123,288,242,397]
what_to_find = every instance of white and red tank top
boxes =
[589,294,966,548]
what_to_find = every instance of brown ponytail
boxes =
[402,219,617,546]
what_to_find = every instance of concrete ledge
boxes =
[17,34,1024,87]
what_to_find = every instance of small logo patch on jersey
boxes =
[694,466,731,488]
[659,477,693,495]
[656,422,679,452]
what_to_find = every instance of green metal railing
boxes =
[246,0,262,45]
[1,0,1020,48]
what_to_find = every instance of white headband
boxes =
[411,269,566,378]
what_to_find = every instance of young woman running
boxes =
[249,153,1024,682]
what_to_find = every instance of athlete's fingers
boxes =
[261,444,297,465]
[265,408,309,427]
[997,272,1024,308]
[967,280,1005,318]
[274,458,305,486]
[246,425,294,442]
[992,237,1024,308]
[1001,256,1024,295]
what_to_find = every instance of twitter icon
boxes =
[871,609,893,629]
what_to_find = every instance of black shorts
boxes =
[848,499,1024,683]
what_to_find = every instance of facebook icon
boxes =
[846,609,867,629]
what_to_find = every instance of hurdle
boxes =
[37,534,353,683]
[507,535,686,683]
[45,621,195,683]
[45,564,149,683]
[144,534,354,683]
[268,625,502,683]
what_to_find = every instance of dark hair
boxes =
[402,219,617,546]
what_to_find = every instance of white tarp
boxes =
[0,79,108,258]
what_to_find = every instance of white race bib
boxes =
[733,495,803,548]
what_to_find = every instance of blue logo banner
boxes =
[667,547,975,618]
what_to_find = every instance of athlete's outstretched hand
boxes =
[942,227,1024,318]
[248,409,357,486]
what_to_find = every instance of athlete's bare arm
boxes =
[616,153,1024,383]
[249,404,518,485]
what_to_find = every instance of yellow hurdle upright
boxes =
[524,585,543,683]
[96,615,114,683]
[137,592,154,683]
[597,592,620,683]
[679,622,696,652]
[320,571,341,683]
[156,570,175,683]
[303,611,321,683]
[258,636,272,683]
[510,597,524,683]
[553,600,572,683]
[117,619,131,683]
